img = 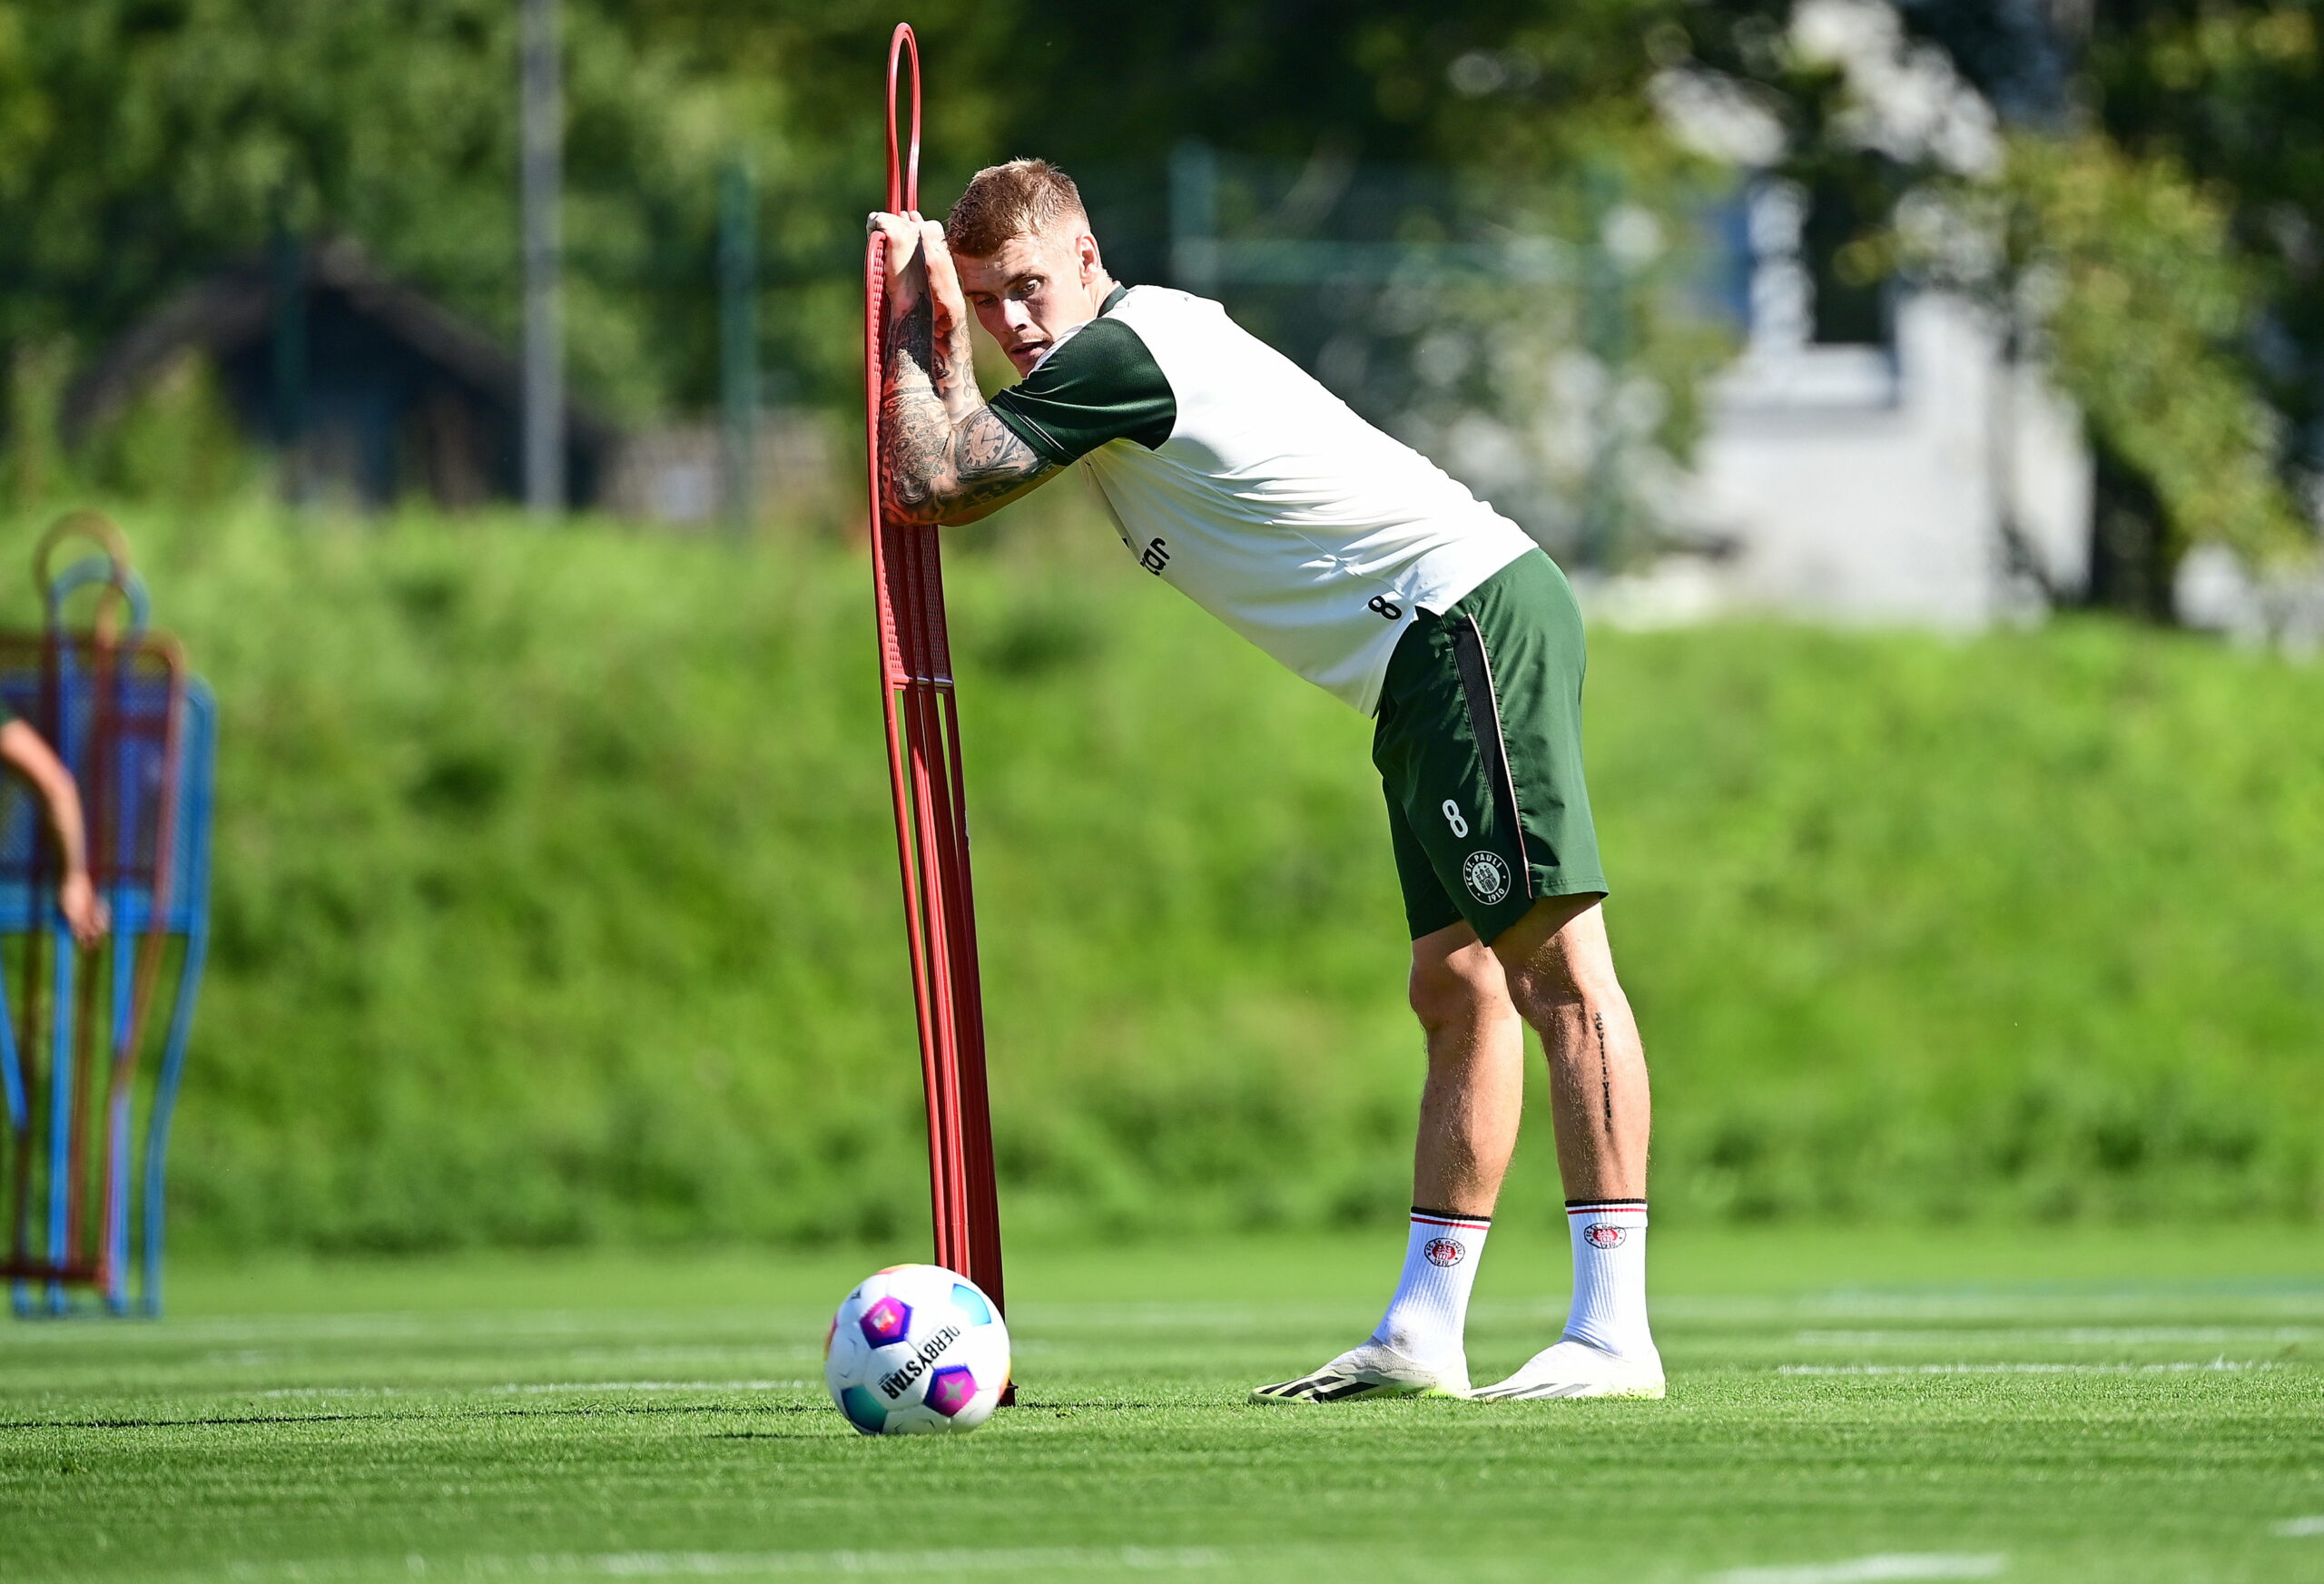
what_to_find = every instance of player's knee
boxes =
[1501,941,1620,1028]
[1407,949,1507,1037]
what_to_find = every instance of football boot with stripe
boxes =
[1247,1341,1469,1404]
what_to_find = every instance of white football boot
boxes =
[1472,1337,1665,1401]
[1248,1340,1470,1403]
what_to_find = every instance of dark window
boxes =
[1804,172,1889,347]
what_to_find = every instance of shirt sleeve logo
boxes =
[1462,850,1512,906]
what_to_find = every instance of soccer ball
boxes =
[823,1264,1010,1435]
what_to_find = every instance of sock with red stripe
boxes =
[1371,1207,1491,1367]
[1562,1199,1655,1359]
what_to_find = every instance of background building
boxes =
[64,240,619,511]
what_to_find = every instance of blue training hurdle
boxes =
[0,513,213,1318]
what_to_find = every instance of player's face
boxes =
[956,221,1108,377]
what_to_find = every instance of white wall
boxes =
[1669,291,2088,628]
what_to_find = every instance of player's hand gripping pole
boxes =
[863,24,1009,1340]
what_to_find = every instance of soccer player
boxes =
[0,703,107,948]
[871,159,1659,1402]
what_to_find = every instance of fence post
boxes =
[267,213,306,502]
[719,156,759,537]
[1169,140,1220,298]
[519,0,566,517]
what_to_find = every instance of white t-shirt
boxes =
[987,284,1534,714]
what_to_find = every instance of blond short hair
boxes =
[945,158,1088,258]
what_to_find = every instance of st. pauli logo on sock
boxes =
[1583,1224,1629,1249]
[1410,1208,1490,1272]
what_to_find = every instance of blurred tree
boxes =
[2065,5,2323,604]
[0,0,786,421]
[1637,0,2317,615]
[919,1,1738,564]
[603,1,1020,408]
[3,0,2314,595]
[1907,1,2324,486]
[1995,133,2310,599]
[1889,2,2320,609]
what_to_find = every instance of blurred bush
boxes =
[5,504,2315,1252]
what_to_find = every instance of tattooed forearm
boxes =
[880,296,1062,525]
[943,412,1059,515]
[955,410,1036,482]
[925,309,978,420]
[881,295,951,515]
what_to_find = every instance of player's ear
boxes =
[1076,229,1103,285]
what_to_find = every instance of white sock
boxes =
[1561,1199,1655,1359]
[1370,1207,1491,1366]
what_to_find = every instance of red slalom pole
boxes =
[862,22,1011,1359]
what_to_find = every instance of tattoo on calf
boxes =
[1592,1010,1614,1135]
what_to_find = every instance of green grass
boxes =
[5,1228,2322,1582]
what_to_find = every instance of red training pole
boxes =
[863,23,1010,1348]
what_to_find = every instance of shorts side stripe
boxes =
[1451,615,1535,901]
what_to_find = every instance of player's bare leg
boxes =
[1409,925,1526,1216]
[1492,896,1649,1199]
[1474,894,1663,1400]
[1251,925,1523,1402]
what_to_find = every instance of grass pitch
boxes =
[3,1226,2320,1583]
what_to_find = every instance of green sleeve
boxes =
[985,316,1176,465]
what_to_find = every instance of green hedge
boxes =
[15,504,2318,1251]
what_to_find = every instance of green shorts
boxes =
[1372,547,1607,944]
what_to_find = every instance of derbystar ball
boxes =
[823,1264,1010,1435]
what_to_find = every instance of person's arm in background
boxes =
[0,717,107,948]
